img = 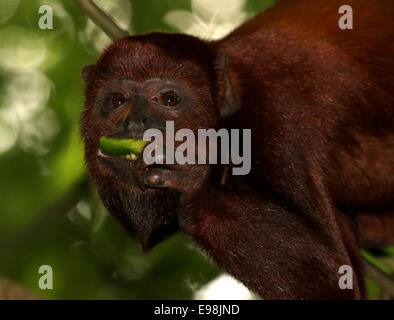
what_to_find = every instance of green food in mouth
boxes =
[99,136,148,159]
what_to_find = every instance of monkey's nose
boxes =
[122,113,147,131]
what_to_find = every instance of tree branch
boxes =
[75,0,130,40]
[363,259,394,297]
[0,277,40,300]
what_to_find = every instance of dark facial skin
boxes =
[93,76,200,187]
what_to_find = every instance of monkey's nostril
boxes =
[142,118,149,127]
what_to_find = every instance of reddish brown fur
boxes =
[82,0,394,299]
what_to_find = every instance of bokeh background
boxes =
[0,0,392,300]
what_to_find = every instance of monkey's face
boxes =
[83,35,221,182]
[81,33,225,249]
[88,76,207,184]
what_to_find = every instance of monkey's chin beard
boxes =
[92,161,181,251]
[97,152,144,189]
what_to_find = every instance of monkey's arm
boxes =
[190,187,363,300]
[145,166,363,299]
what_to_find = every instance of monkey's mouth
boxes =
[98,149,138,161]
[98,136,148,161]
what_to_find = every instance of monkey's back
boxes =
[217,0,394,243]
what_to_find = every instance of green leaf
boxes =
[99,136,148,156]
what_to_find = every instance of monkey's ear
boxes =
[82,64,95,82]
[215,54,241,117]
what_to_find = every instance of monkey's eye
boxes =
[154,90,180,107]
[108,93,127,109]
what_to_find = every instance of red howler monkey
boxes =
[81,0,394,299]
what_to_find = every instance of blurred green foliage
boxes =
[0,0,392,300]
